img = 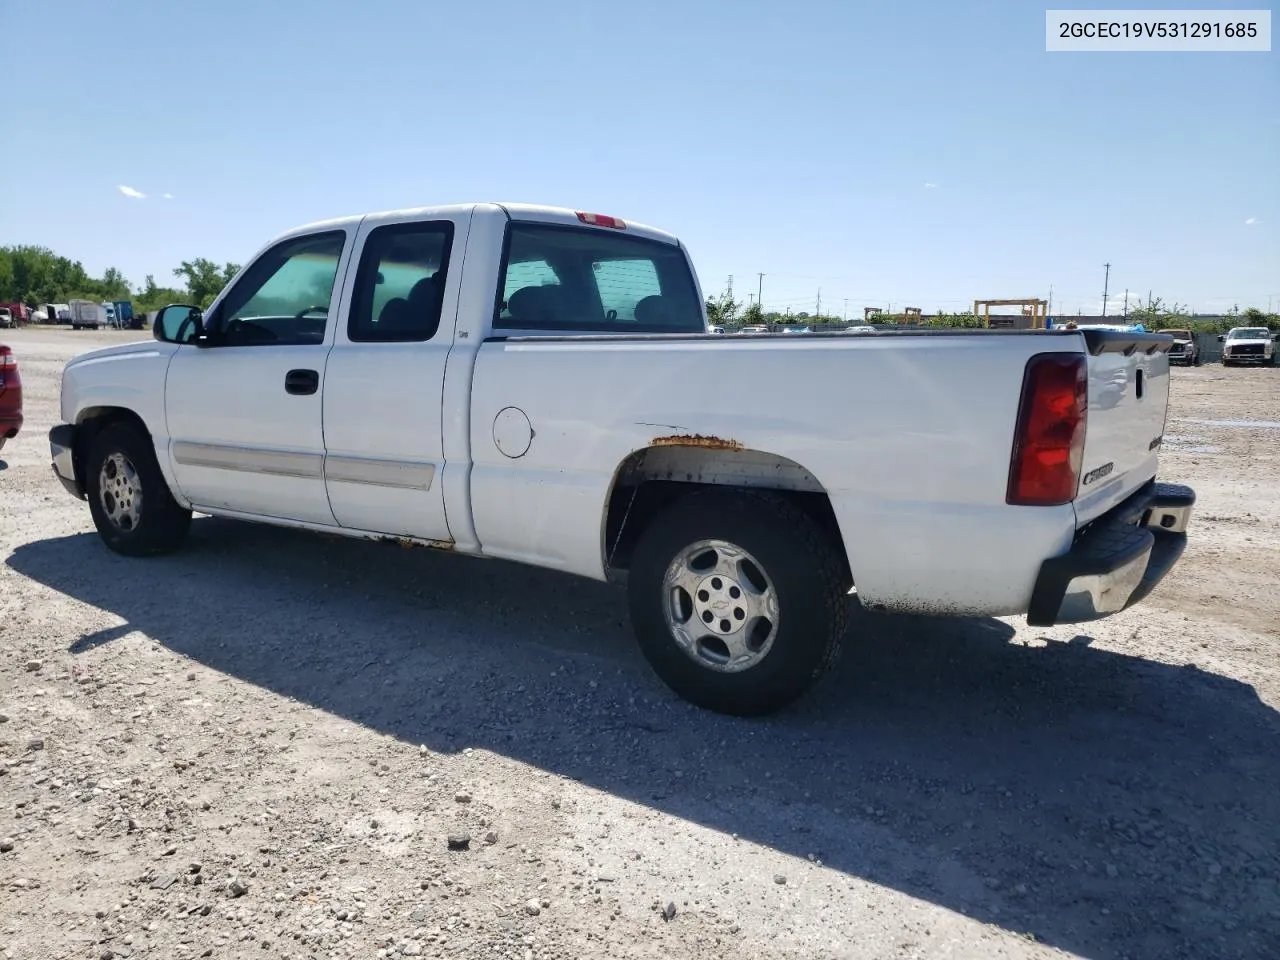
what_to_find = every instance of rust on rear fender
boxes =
[649,433,743,452]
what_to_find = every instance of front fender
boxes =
[60,342,185,506]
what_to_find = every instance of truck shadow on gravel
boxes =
[10,518,1280,960]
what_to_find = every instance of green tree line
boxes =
[1126,298,1279,334]
[707,293,986,329]
[708,291,1279,334]
[0,246,240,315]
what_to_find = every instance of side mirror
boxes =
[153,304,203,345]
[1216,335,1225,342]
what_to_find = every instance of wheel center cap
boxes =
[692,575,747,635]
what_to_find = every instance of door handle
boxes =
[285,369,319,395]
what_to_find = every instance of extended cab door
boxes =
[164,228,354,525]
[320,211,469,542]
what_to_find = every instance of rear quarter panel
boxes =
[468,332,1081,617]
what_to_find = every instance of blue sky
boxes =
[2,0,1276,317]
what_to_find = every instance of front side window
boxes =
[213,231,346,347]
[348,222,454,342]
[494,223,703,333]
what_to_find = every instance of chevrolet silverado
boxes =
[48,202,1195,715]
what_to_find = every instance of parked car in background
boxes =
[780,325,811,334]
[0,343,22,452]
[0,303,31,327]
[842,325,876,334]
[47,200,1196,716]
[708,324,725,334]
[1219,327,1276,366]
[1157,328,1200,365]
[737,324,768,334]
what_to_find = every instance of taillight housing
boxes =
[576,211,626,229]
[0,347,15,369]
[1006,352,1088,506]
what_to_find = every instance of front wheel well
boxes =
[605,478,852,589]
[74,407,153,488]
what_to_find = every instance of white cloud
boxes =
[117,184,145,199]
[162,192,174,200]
[1244,216,1259,225]
[924,182,938,188]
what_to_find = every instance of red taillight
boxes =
[1006,352,1088,506]
[0,347,15,369]
[576,211,626,229]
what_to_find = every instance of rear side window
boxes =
[349,221,454,342]
[495,223,703,333]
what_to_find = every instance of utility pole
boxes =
[747,294,755,306]
[843,298,848,321]
[1048,284,1053,318]
[727,275,733,298]
[757,273,763,311]
[816,288,821,318]
[1101,262,1111,317]
[1123,289,1129,317]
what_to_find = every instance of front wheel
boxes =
[627,489,849,716]
[85,421,192,556]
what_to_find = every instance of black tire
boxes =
[627,489,850,716]
[85,421,192,556]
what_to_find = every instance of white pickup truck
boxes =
[48,202,1195,715]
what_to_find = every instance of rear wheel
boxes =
[627,489,849,716]
[85,421,192,556]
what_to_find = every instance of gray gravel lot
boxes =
[1,327,1278,960]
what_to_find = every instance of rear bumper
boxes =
[49,423,85,499]
[1026,480,1194,627]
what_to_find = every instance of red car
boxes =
[0,344,22,453]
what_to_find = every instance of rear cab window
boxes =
[494,222,704,334]
[348,221,455,343]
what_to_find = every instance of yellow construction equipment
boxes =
[973,299,1048,329]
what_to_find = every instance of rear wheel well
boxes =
[605,475,852,589]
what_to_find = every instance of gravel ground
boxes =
[1,328,1277,960]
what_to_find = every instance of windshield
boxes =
[1157,329,1191,339]
[1228,328,1270,339]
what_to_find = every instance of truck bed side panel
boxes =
[467,333,1081,617]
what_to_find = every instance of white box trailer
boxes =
[68,299,104,330]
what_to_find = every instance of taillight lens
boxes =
[0,347,15,369]
[1007,352,1088,506]
[576,211,627,229]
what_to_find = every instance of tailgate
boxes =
[1072,330,1172,525]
